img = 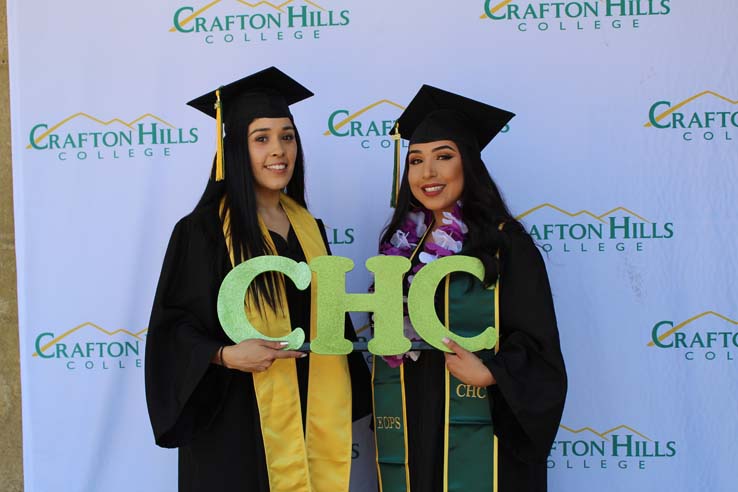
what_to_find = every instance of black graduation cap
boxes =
[388,85,514,206]
[187,66,313,181]
[393,84,514,150]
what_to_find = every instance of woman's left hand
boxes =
[442,337,496,387]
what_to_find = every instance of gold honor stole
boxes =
[373,241,500,492]
[222,194,352,492]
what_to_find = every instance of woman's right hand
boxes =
[222,339,305,373]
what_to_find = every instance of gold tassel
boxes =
[215,88,225,182]
[390,122,401,208]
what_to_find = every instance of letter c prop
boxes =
[217,256,311,349]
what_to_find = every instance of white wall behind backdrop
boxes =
[8,1,738,491]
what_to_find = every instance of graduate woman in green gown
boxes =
[372,85,567,492]
[145,67,370,492]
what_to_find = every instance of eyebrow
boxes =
[432,145,455,152]
[408,145,456,154]
[248,125,295,136]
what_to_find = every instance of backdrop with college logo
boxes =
[8,1,738,491]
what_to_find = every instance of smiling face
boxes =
[407,139,464,220]
[247,117,297,194]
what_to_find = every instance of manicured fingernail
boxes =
[442,337,450,344]
[280,341,289,346]
[300,353,308,358]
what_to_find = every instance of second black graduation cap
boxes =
[393,84,514,151]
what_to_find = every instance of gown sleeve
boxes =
[315,219,373,422]
[483,229,567,463]
[145,214,232,448]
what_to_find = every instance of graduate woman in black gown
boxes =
[145,67,370,492]
[372,85,567,492]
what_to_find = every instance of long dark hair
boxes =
[195,116,307,312]
[380,141,523,286]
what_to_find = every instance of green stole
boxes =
[373,249,499,492]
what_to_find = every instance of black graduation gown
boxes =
[144,203,371,492]
[403,228,567,492]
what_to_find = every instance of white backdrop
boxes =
[8,1,738,491]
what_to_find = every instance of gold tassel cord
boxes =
[215,88,225,182]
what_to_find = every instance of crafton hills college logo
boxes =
[481,0,672,32]
[648,310,738,362]
[33,322,147,371]
[645,90,738,142]
[324,99,406,150]
[516,203,674,254]
[324,99,510,150]
[27,112,199,162]
[170,0,351,45]
[549,424,677,470]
